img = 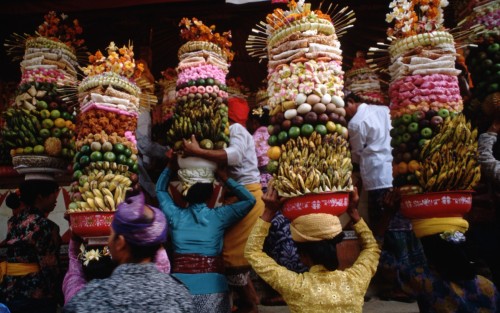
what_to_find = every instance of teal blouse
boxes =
[156,168,256,295]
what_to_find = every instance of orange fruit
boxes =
[393,163,399,176]
[267,146,281,161]
[397,162,408,175]
[54,118,66,128]
[65,120,73,128]
[408,160,421,173]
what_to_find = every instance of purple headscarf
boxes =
[111,191,167,246]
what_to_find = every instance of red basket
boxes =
[282,192,349,221]
[69,212,115,238]
[400,190,473,219]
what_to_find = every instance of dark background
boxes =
[0,0,456,90]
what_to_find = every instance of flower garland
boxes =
[178,17,234,62]
[386,0,449,38]
[34,11,84,50]
[79,244,110,266]
[82,42,144,80]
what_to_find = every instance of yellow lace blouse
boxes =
[245,218,380,313]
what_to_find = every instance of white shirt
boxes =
[225,123,261,185]
[348,103,393,191]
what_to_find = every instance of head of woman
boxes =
[183,182,213,205]
[291,213,344,271]
[247,107,270,134]
[19,179,59,213]
[420,232,475,282]
[109,191,167,265]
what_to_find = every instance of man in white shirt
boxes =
[345,93,418,303]
[344,93,393,223]
[182,97,263,313]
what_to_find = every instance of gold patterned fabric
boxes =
[245,218,380,313]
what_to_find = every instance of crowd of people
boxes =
[0,94,499,313]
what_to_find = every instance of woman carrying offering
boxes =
[382,190,500,313]
[245,185,380,313]
[0,179,62,313]
[156,157,255,313]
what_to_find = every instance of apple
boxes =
[39,128,50,138]
[267,125,274,135]
[36,100,48,110]
[392,147,400,156]
[390,138,398,148]
[392,118,401,127]
[304,112,318,124]
[335,123,343,135]
[326,121,336,133]
[402,152,412,162]
[425,109,438,119]
[407,122,419,133]
[397,124,407,135]
[51,128,61,138]
[292,115,304,126]
[42,118,54,129]
[407,141,418,151]
[402,133,412,142]
[419,119,431,128]
[411,132,421,141]
[412,111,425,122]
[318,113,329,124]
[269,116,276,125]
[272,124,281,135]
[281,119,292,131]
[401,114,413,125]
[394,152,403,163]
[398,142,408,152]
[421,127,433,138]
[393,135,402,146]
[338,116,347,126]
[328,112,341,123]
[430,115,443,127]
[340,126,348,139]
[437,108,450,118]
[275,112,285,124]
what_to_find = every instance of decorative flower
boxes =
[79,244,110,266]
[440,231,466,244]
[178,17,234,62]
[82,42,144,79]
[34,11,84,50]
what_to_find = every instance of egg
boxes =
[297,103,312,114]
[312,102,327,114]
[295,93,307,105]
[331,95,345,108]
[284,109,298,120]
[326,102,336,113]
[306,94,321,105]
[321,93,332,104]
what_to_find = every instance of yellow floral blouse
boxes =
[245,218,380,313]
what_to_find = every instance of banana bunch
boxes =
[68,169,132,212]
[416,114,480,192]
[273,132,354,196]
[167,102,229,147]
[2,108,43,148]
[85,161,129,173]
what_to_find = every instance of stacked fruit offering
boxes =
[384,0,471,189]
[2,11,82,166]
[247,1,355,197]
[462,0,500,116]
[166,17,232,151]
[153,68,177,127]
[345,51,386,105]
[67,42,141,213]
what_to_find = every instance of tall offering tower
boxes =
[3,12,83,176]
[166,17,232,194]
[247,0,356,219]
[377,0,481,237]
